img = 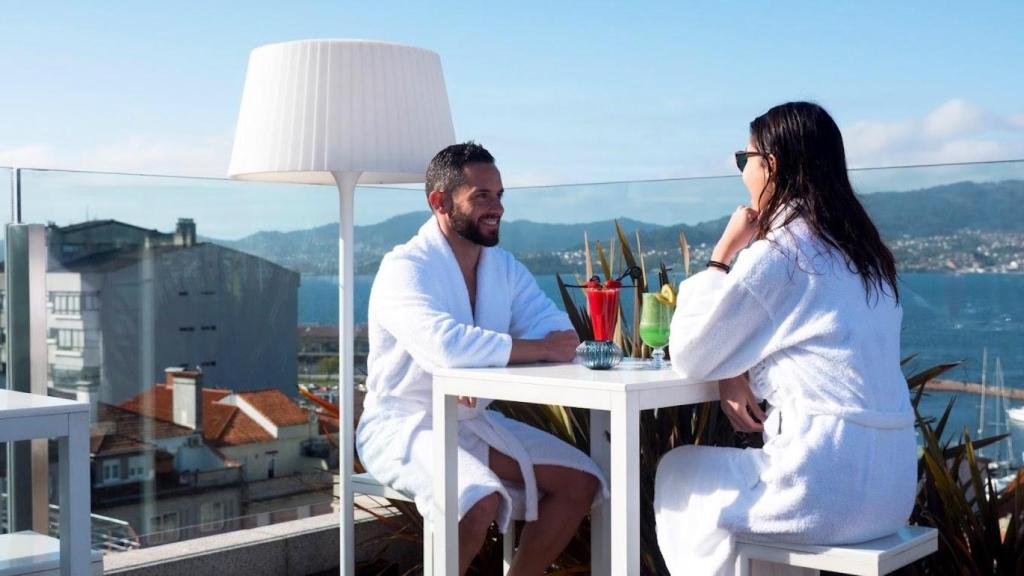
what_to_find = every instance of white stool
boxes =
[735,525,938,576]
[352,472,517,574]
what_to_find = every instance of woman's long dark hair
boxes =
[751,101,899,302]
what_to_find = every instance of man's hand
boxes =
[509,329,580,364]
[719,373,766,432]
[541,329,580,362]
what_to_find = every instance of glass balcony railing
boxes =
[0,159,1021,559]
[5,168,347,551]
[0,167,9,538]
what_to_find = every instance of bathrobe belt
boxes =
[805,403,914,429]
[774,396,915,430]
[367,395,543,521]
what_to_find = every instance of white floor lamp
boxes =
[227,39,455,574]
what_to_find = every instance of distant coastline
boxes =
[217,180,1024,277]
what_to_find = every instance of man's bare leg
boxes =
[490,448,600,576]
[457,492,500,576]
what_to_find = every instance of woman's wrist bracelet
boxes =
[706,260,731,273]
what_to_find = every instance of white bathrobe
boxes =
[654,215,917,575]
[356,218,608,532]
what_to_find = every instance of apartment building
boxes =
[3,217,300,410]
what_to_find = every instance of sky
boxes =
[1,1,1023,236]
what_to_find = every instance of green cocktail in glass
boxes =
[638,324,670,349]
[640,292,673,369]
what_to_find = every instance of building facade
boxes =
[35,218,300,408]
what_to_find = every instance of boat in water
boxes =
[1008,406,1024,423]
[976,352,1020,493]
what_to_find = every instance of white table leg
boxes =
[610,392,640,575]
[59,411,90,576]
[432,388,459,575]
[589,408,611,576]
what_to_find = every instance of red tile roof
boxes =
[218,410,275,445]
[119,384,231,424]
[118,384,309,448]
[237,389,310,427]
[92,403,192,456]
[204,403,236,441]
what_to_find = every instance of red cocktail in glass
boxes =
[585,286,620,341]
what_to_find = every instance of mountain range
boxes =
[212,179,1024,275]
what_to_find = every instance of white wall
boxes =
[220,432,309,482]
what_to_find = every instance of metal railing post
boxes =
[5,168,51,534]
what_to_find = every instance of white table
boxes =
[0,390,91,576]
[431,362,718,575]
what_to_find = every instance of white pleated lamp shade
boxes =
[228,39,455,185]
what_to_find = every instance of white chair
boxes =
[352,472,517,574]
[734,525,938,576]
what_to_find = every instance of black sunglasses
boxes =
[734,151,765,172]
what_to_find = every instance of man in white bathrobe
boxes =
[356,142,607,575]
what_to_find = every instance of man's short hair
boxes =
[424,141,495,198]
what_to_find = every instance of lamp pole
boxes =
[333,170,359,572]
[227,39,455,574]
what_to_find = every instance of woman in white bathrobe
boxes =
[654,102,917,575]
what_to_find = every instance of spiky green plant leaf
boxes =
[678,230,690,278]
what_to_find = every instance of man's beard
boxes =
[449,205,499,247]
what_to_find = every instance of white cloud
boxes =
[921,99,989,139]
[845,119,915,157]
[844,99,1024,167]
[932,139,1004,164]
[0,135,233,178]
[79,135,233,178]
[0,144,59,168]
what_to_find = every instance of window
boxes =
[149,512,180,544]
[200,501,225,532]
[102,460,121,483]
[52,292,80,315]
[128,456,147,480]
[50,291,100,315]
[52,328,85,351]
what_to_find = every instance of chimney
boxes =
[174,218,197,247]
[166,367,203,432]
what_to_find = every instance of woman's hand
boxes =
[719,373,766,433]
[711,205,759,264]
